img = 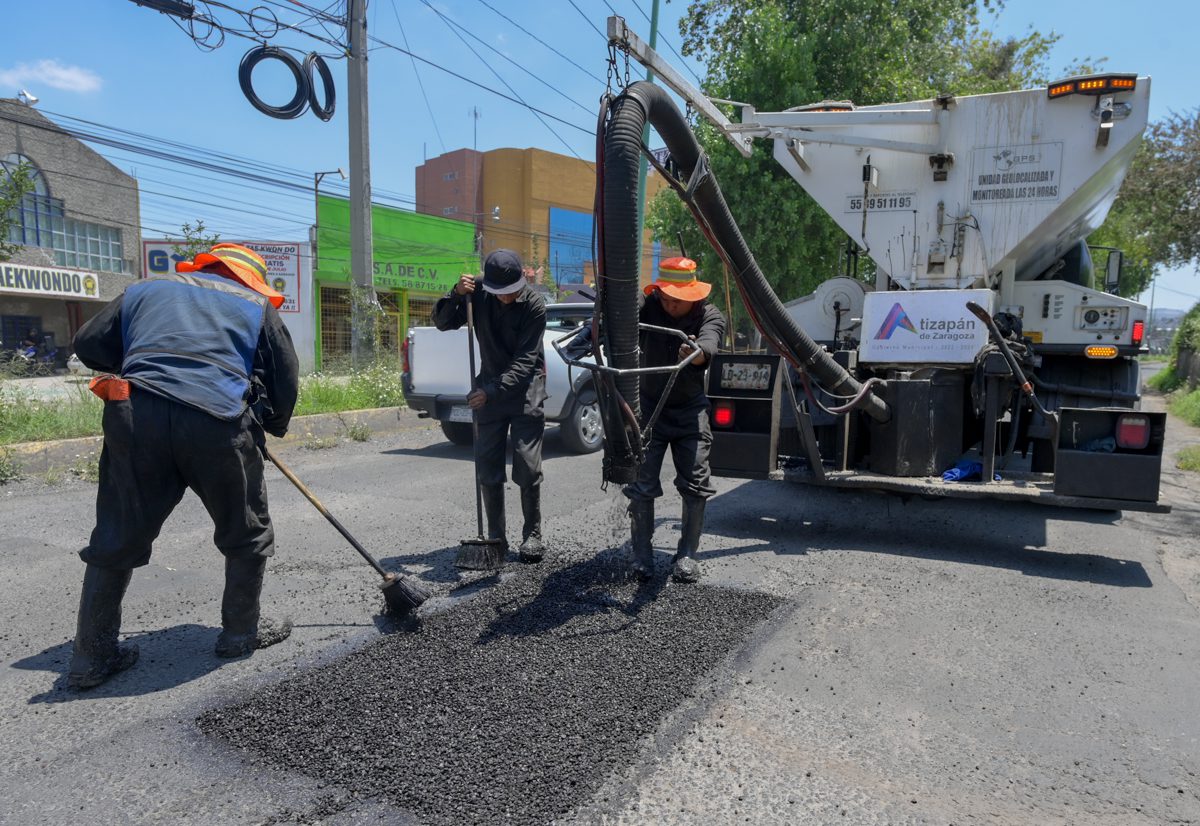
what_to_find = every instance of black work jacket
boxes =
[433,285,547,423]
[640,292,726,410]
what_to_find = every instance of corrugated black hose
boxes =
[597,82,888,480]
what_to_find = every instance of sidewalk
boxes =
[3,406,437,476]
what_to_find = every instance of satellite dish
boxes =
[18,90,38,106]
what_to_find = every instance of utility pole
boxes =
[347,0,376,367]
[471,106,480,151]
[634,0,661,284]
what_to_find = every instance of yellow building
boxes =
[416,146,670,292]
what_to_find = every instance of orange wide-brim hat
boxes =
[645,256,711,301]
[176,243,285,309]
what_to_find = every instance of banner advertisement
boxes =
[859,289,993,364]
[142,240,302,313]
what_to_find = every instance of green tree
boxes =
[0,161,35,262]
[648,0,1090,318]
[1090,109,1200,297]
[170,219,220,260]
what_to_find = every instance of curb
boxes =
[2,407,437,477]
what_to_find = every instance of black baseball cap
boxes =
[482,249,526,295]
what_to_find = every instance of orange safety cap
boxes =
[176,242,285,309]
[645,256,711,302]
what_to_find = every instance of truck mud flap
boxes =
[706,354,783,480]
[1053,407,1166,504]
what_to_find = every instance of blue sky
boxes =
[2,0,1196,308]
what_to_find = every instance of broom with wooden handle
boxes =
[264,446,432,615]
[455,296,507,571]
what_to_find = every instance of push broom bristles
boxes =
[455,538,507,571]
[380,573,433,616]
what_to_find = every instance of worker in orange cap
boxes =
[66,242,299,690]
[625,257,726,582]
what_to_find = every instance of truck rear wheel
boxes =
[560,388,603,454]
[440,420,474,446]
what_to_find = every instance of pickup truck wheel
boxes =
[560,389,603,454]
[440,420,474,446]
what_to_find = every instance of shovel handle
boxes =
[263,445,391,580]
[466,299,486,541]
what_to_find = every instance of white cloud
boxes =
[0,59,103,95]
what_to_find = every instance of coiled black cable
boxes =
[239,45,309,120]
[304,52,336,121]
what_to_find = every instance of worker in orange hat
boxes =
[66,242,299,690]
[625,257,726,583]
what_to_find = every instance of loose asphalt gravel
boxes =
[3,389,1199,824]
[198,550,781,825]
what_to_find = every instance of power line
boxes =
[417,0,593,117]
[365,33,593,137]
[390,0,447,154]
[420,0,588,162]
[566,0,607,41]
[472,0,606,85]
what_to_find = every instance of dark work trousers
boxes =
[80,388,274,570]
[474,411,544,489]
[624,396,716,502]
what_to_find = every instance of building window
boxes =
[3,153,61,249]
[442,206,458,216]
[442,171,459,181]
[2,153,124,273]
[54,219,125,273]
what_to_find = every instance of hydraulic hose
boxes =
[600,82,889,425]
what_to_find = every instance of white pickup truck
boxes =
[401,302,603,454]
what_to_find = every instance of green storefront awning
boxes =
[315,194,478,294]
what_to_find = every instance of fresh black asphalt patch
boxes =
[198,552,781,824]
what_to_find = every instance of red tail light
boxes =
[1131,319,1145,346]
[713,400,735,428]
[401,337,411,373]
[1115,413,1150,450]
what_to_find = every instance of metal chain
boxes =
[606,42,618,95]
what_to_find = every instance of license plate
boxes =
[449,405,474,423]
[721,362,771,391]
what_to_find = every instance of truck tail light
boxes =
[1132,319,1145,346]
[401,336,411,374]
[713,400,735,428]
[1115,413,1151,450]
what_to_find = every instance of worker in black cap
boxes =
[433,249,548,562]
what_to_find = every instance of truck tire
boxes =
[559,388,603,454]
[440,420,474,446]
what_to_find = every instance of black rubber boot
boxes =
[672,496,706,583]
[628,498,655,581]
[215,556,292,658]
[481,484,508,552]
[518,485,545,563]
[68,565,139,690]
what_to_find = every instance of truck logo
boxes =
[992,148,1042,171]
[874,303,918,339]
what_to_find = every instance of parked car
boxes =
[402,302,602,454]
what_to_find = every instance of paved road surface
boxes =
[1,398,1197,824]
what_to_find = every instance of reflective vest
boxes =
[120,272,268,420]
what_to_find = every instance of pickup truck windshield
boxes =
[545,304,593,331]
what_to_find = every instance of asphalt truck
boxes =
[578,18,1168,513]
